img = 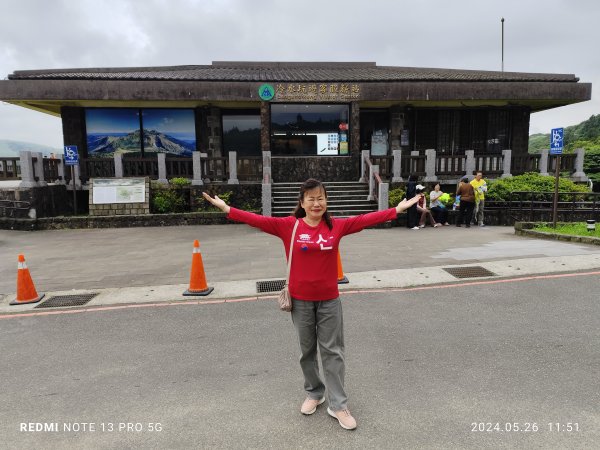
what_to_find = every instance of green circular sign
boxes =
[258,84,275,101]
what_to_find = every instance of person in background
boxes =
[416,184,441,228]
[429,183,449,226]
[202,179,422,431]
[456,177,475,227]
[406,175,419,230]
[470,171,488,227]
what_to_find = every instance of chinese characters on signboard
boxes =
[274,83,361,101]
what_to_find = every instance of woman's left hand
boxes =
[396,194,422,213]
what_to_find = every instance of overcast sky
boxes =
[1,0,598,148]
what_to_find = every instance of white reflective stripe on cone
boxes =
[18,262,27,270]
[193,248,201,253]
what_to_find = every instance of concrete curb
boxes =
[2,253,600,315]
[515,229,600,245]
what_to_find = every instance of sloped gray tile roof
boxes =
[7,61,579,82]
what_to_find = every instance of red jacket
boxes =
[228,207,397,301]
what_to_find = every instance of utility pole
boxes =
[501,17,505,72]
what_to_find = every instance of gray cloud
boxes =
[1,0,598,147]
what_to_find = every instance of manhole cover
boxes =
[256,280,286,293]
[35,293,99,309]
[443,266,496,279]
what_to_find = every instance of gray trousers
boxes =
[474,199,485,225]
[290,297,347,411]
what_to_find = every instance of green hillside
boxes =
[529,114,600,187]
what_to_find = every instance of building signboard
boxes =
[273,83,361,101]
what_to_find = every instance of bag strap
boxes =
[285,220,300,286]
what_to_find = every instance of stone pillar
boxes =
[378,182,389,211]
[261,182,272,216]
[539,149,549,176]
[73,164,82,188]
[410,150,419,175]
[18,151,37,188]
[56,154,66,185]
[228,151,239,184]
[192,151,204,186]
[33,152,47,186]
[207,107,222,157]
[359,150,370,183]
[501,149,512,178]
[572,148,588,181]
[464,150,476,179]
[113,153,123,178]
[389,107,404,152]
[157,153,168,184]
[260,102,271,153]
[368,164,379,201]
[424,149,437,182]
[392,149,403,182]
[262,151,271,182]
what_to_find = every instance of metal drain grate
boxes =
[256,280,286,293]
[35,293,99,309]
[443,266,497,279]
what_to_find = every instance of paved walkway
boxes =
[2,223,600,313]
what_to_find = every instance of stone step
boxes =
[272,209,378,217]
[272,203,377,211]
[273,200,374,208]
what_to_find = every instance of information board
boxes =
[92,178,146,204]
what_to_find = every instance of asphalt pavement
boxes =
[0,274,598,449]
[1,223,600,313]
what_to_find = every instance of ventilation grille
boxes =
[256,280,286,293]
[443,266,496,279]
[35,293,99,308]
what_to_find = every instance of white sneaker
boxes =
[411,226,420,230]
[419,224,425,228]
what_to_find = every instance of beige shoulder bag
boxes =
[278,220,299,312]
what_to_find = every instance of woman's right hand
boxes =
[202,192,231,214]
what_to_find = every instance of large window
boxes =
[222,111,261,156]
[271,104,349,156]
[85,108,196,157]
[414,108,511,154]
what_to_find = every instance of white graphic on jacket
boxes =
[316,234,333,250]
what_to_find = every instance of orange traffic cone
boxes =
[183,240,214,296]
[337,250,349,284]
[10,254,45,305]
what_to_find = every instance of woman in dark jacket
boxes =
[406,175,419,229]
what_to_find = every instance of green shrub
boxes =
[487,172,589,201]
[151,187,187,213]
[388,187,406,207]
[169,177,191,187]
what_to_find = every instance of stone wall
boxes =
[0,185,75,217]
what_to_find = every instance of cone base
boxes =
[182,287,214,297]
[337,277,349,284]
[10,293,45,305]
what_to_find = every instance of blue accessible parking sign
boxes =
[64,145,79,165]
[550,128,563,155]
